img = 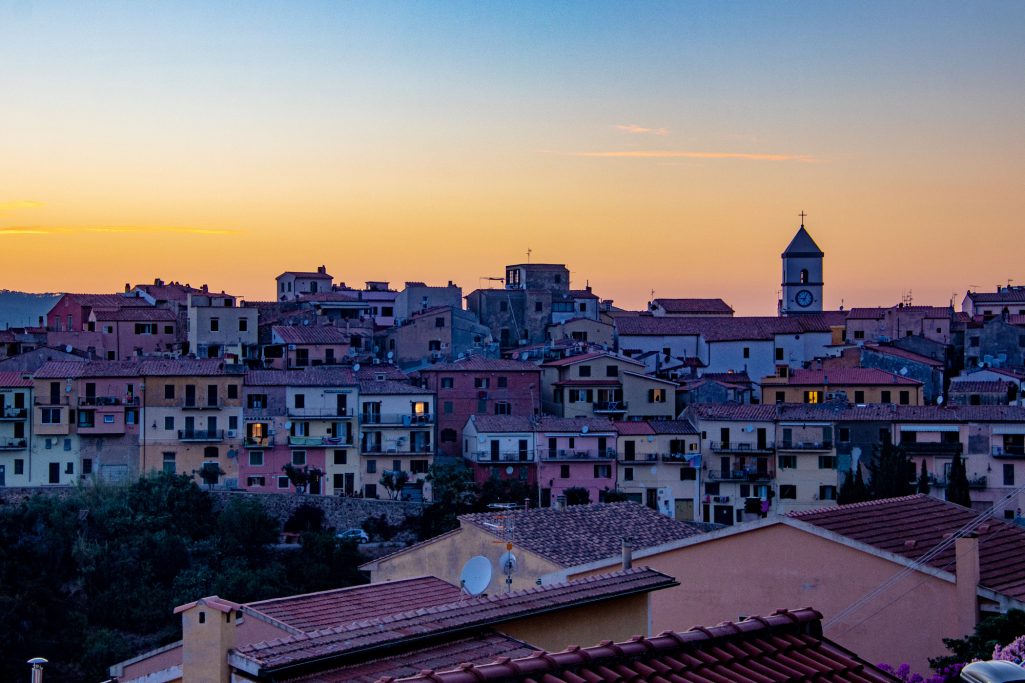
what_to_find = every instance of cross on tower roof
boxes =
[799,210,807,227]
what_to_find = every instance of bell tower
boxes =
[780,215,823,316]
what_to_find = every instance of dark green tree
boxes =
[282,463,310,492]
[563,487,591,505]
[930,609,1025,674]
[866,436,915,500]
[380,469,410,499]
[917,459,931,495]
[946,451,972,508]
[838,463,870,505]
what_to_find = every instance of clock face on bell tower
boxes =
[780,219,824,316]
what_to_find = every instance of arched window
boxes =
[799,269,809,284]
[441,428,457,442]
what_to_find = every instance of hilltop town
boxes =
[3,224,1025,682]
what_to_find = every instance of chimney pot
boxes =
[622,537,633,570]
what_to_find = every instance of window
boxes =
[366,459,377,474]
[499,301,508,312]
[278,476,290,489]
[443,401,453,414]
[435,317,445,328]
[705,482,720,495]
[560,464,570,478]
[474,377,490,389]
[680,467,696,480]
[594,464,611,478]
[292,451,306,466]
[294,393,305,409]
[838,427,851,442]
[162,452,175,474]
[249,452,264,466]
[779,454,796,469]
[969,336,980,347]
[228,384,239,399]
[606,365,618,377]
[247,476,265,487]
[365,483,378,498]
[497,376,508,388]
[248,394,267,409]
[1004,464,1015,486]
[818,455,837,469]
[775,348,784,361]
[210,317,219,332]
[780,485,797,499]
[579,302,586,312]
[775,391,786,404]
[103,414,115,424]
[578,365,592,377]
[899,390,910,405]
[854,390,865,404]
[239,317,248,332]
[743,347,750,359]
[819,485,837,500]
[799,269,809,284]
[881,390,892,404]
[411,459,429,474]
[428,340,441,351]
[804,391,822,404]
[82,458,93,475]
[41,408,61,424]
[535,301,543,312]
[624,467,634,481]
[441,377,454,389]
[494,401,512,415]
[164,384,175,399]
[333,449,348,465]
[14,459,24,475]
[853,330,865,340]
[648,388,666,403]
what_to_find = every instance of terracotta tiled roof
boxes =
[689,403,1025,424]
[968,290,1025,304]
[231,568,677,673]
[139,358,237,376]
[542,351,643,367]
[468,415,537,433]
[273,326,352,344]
[247,577,462,633]
[782,368,922,387]
[283,632,537,683]
[51,293,152,310]
[278,270,334,279]
[970,314,1025,326]
[700,371,752,384]
[536,416,617,433]
[459,503,708,567]
[613,421,656,436]
[388,607,897,683]
[33,360,144,378]
[567,289,598,299]
[648,419,699,435]
[686,404,779,422]
[949,380,1013,394]
[651,298,734,314]
[847,306,951,320]
[91,307,177,322]
[615,316,832,341]
[245,368,358,387]
[891,405,1025,422]
[420,357,540,373]
[863,344,944,368]
[790,495,1025,601]
[358,379,429,395]
[0,372,33,387]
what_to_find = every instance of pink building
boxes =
[269,326,353,369]
[87,308,178,359]
[417,356,541,458]
[46,293,156,358]
[535,416,618,505]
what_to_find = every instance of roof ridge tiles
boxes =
[787,494,926,518]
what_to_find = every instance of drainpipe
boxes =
[622,537,633,570]
[956,534,981,636]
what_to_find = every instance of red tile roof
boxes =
[358,379,430,395]
[283,632,537,683]
[459,502,709,567]
[615,315,833,341]
[33,360,144,379]
[468,415,537,433]
[847,306,952,320]
[278,270,334,279]
[542,351,643,367]
[613,421,656,436]
[968,290,1025,304]
[231,568,677,673]
[389,607,897,683]
[51,293,153,310]
[140,359,237,376]
[419,357,540,373]
[91,307,177,322]
[688,402,1025,424]
[273,326,353,345]
[790,495,1025,601]
[686,404,779,422]
[863,344,944,368]
[651,298,734,314]
[782,368,922,387]
[247,577,463,633]
[245,368,358,386]
[0,372,33,387]
[648,419,699,435]
[949,380,1013,394]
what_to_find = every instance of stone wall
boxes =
[208,490,423,531]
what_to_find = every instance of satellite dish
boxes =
[352,363,361,372]
[899,367,908,376]
[581,425,589,434]
[499,551,517,576]
[745,425,754,433]
[505,465,514,475]
[387,351,394,360]
[65,345,73,353]
[937,395,945,405]
[460,556,492,596]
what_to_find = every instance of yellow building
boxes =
[761,367,924,405]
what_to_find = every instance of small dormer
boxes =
[174,596,242,682]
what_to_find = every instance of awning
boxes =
[897,425,960,432]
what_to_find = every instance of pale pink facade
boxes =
[536,418,618,505]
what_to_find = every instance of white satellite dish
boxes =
[937,395,945,405]
[460,556,492,596]
[899,367,908,376]
[352,363,361,372]
[581,425,589,434]
[387,351,394,360]
[499,551,517,576]
[505,465,514,475]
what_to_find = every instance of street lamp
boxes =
[27,658,47,683]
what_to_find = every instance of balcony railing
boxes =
[0,438,28,450]
[359,413,434,426]
[0,407,28,420]
[244,436,275,448]
[539,448,617,461]
[360,444,434,455]
[592,401,628,414]
[178,429,224,442]
[78,396,140,407]
[287,407,353,418]
[901,441,963,455]
[927,473,988,489]
[660,453,697,463]
[992,445,1025,458]
[181,401,222,410]
[621,452,660,462]
[35,396,70,406]
[470,451,535,463]
[709,441,775,453]
[778,441,833,451]
[706,468,775,482]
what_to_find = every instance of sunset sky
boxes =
[1,1,1023,313]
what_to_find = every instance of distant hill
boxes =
[0,290,60,328]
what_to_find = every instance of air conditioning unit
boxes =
[288,344,297,350]
[227,429,237,438]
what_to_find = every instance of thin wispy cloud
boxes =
[0,200,44,216]
[614,124,669,136]
[572,150,817,163]
[0,225,239,237]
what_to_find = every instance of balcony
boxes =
[78,396,139,407]
[287,407,353,418]
[35,396,70,406]
[620,452,660,462]
[660,453,698,463]
[470,451,535,463]
[359,413,434,426]
[901,441,963,455]
[181,401,222,410]
[928,473,988,489]
[0,438,28,451]
[178,429,224,442]
[992,445,1025,458]
[778,441,833,451]
[244,436,275,449]
[709,441,775,454]
[361,444,434,456]
[592,401,628,414]
[0,407,28,420]
[706,467,775,482]
[539,448,617,461]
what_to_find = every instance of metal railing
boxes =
[78,396,140,406]
[992,445,1025,457]
[927,473,988,489]
[709,441,775,453]
[0,408,29,420]
[287,407,353,418]
[620,452,660,462]
[538,448,617,461]
[181,400,222,410]
[178,429,225,441]
[900,441,963,454]
[592,401,628,413]
[470,451,535,463]
[706,468,776,482]
[0,438,28,450]
[359,413,434,426]
[244,436,275,448]
[778,441,833,451]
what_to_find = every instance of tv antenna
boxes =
[459,556,492,596]
[526,247,532,263]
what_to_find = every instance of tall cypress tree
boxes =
[946,451,972,508]
[917,459,931,495]
[867,435,915,500]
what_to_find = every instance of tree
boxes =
[282,463,310,493]
[866,436,915,500]
[563,487,591,505]
[917,460,931,495]
[419,462,480,538]
[931,609,1025,676]
[196,462,225,489]
[838,463,870,505]
[945,451,972,508]
[380,470,410,499]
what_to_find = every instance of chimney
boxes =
[318,265,326,274]
[154,278,163,286]
[955,534,981,636]
[176,596,240,683]
[523,498,530,510]
[124,282,130,293]
[202,284,209,293]
[622,537,633,570]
